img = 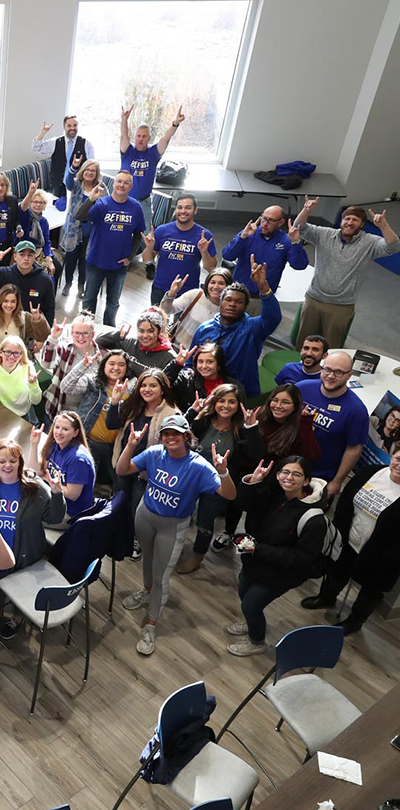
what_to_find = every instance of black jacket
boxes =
[164,359,243,413]
[333,464,400,592]
[0,194,19,250]
[0,263,55,325]
[238,476,328,590]
[186,408,251,483]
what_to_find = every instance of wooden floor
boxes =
[1,263,400,810]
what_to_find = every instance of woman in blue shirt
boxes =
[28,411,95,521]
[18,181,62,288]
[116,413,236,656]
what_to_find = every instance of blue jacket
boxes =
[189,294,281,397]
[222,227,308,294]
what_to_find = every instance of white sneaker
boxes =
[211,532,233,552]
[122,590,149,610]
[227,638,266,657]
[130,538,142,562]
[226,620,248,635]
[137,624,155,655]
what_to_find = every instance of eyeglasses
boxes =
[387,414,400,426]
[321,366,351,379]
[72,331,93,338]
[278,469,304,479]
[261,216,282,224]
[32,199,46,206]
[271,397,293,406]
[1,349,22,358]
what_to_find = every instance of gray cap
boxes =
[159,414,189,433]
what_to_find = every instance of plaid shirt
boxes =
[40,336,99,419]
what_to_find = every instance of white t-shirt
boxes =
[349,468,400,553]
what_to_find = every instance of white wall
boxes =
[1,0,78,169]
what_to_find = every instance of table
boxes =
[275,263,314,303]
[237,170,346,200]
[256,683,400,810]
[44,193,67,231]
[345,350,400,414]
[154,164,242,194]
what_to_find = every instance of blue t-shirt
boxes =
[47,444,95,518]
[0,200,9,243]
[275,362,321,385]
[296,380,369,480]
[120,143,161,200]
[153,221,216,294]
[86,195,145,270]
[133,445,221,518]
[0,481,21,557]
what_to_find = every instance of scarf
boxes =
[28,209,45,247]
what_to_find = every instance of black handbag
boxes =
[156,160,188,186]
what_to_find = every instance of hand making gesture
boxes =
[119,323,131,340]
[121,104,134,123]
[44,468,62,494]
[250,253,271,295]
[127,422,149,447]
[248,458,274,484]
[212,443,230,476]
[29,301,42,321]
[28,367,41,385]
[197,230,213,254]
[36,121,54,140]
[141,226,155,250]
[0,246,12,263]
[89,183,106,202]
[51,316,67,340]
[167,274,190,299]
[368,208,387,229]
[191,390,213,413]
[175,343,198,367]
[173,106,185,126]
[111,377,128,405]
[303,194,320,212]
[287,217,301,244]
[71,154,83,169]
[83,350,101,368]
[30,423,45,446]
[241,217,261,239]
[240,403,261,426]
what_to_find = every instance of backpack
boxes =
[297,508,343,562]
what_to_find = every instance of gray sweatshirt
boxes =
[301,223,400,305]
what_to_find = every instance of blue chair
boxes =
[216,626,361,763]
[48,806,70,810]
[0,558,99,714]
[191,800,233,810]
[111,681,259,810]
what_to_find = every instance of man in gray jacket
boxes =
[293,198,400,349]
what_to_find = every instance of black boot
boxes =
[335,589,382,635]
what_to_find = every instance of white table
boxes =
[154,164,242,194]
[344,349,400,413]
[44,193,67,231]
[275,262,314,303]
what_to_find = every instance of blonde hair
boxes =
[32,188,48,208]
[0,173,11,195]
[0,335,29,366]
[76,160,102,185]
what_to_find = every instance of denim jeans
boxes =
[64,236,89,286]
[150,283,166,305]
[83,263,127,326]
[87,439,119,493]
[139,196,152,234]
[194,491,227,555]
[238,568,284,643]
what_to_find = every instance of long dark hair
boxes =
[40,411,90,473]
[259,384,303,457]
[0,284,24,330]
[0,438,39,497]
[197,383,244,439]
[120,368,175,423]
[95,349,131,390]
[383,407,400,440]
[275,454,312,495]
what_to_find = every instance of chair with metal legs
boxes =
[0,558,99,714]
[111,681,259,810]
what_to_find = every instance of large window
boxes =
[69,1,251,162]
[0,1,8,165]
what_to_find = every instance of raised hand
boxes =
[249,459,274,484]
[45,468,62,493]
[90,182,106,201]
[302,404,317,418]
[250,253,270,294]
[173,106,185,126]
[30,423,45,446]
[212,444,230,475]
[197,229,213,254]
[175,343,198,366]
[41,121,54,135]
[72,154,83,168]
[51,316,67,340]
[28,179,40,195]
[303,194,320,212]
[168,274,190,298]
[141,226,155,250]
[241,217,261,239]
[121,104,134,122]
[287,217,301,244]
[368,208,387,228]
[83,350,101,368]
[119,323,131,340]
[111,377,128,405]
[29,301,41,321]
[28,366,41,384]
[127,422,148,447]
[240,403,261,426]
[0,246,12,262]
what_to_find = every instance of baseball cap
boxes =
[159,414,189,433]
[15,241,36,253]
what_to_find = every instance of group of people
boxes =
[0,108,399,659]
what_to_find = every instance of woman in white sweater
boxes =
[160,268,232,348]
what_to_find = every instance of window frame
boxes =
[0,1,10,167]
